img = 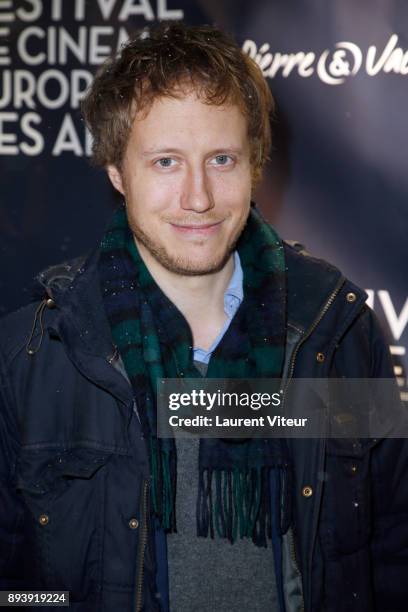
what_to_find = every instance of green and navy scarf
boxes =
[98,204,288,547]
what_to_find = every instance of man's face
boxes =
[108,90,252,276]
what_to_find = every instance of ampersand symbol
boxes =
[328,50,350,77]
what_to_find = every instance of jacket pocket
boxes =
[322,442,374,555]
[15,447,111,601]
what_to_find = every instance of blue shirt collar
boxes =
[224,251,243,317]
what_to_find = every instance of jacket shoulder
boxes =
[282,239,370,341]
[0,253,88,364]
[283,239,342,282]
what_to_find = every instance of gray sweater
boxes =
[166,361,279,611]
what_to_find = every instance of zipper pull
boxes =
[26,297,56,355]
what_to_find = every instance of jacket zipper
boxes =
[280,276,346,419]
[135,479,149,612]
[282,276,345,612]
[282,466,304,612]
[288,526,305,612]
[284,276,346,391]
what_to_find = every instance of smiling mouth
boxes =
[170,220,223,229]
[169,220,224,234]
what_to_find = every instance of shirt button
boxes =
[302,485,313,498]
[39,514,49,526]
[316,352,325,363]
[351,464,358,474]
[128,518,139,530]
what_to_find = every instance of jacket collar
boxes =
[38,247,114,360]
[36,246,136,408]
[283,241,367,336]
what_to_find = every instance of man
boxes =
[0,21,407,612]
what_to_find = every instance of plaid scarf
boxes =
[99,205,289,547]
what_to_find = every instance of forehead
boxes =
[128,91,249,151]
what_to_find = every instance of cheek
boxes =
[126,177,172,217]
[214,173,252,206]
[141,173,183,201]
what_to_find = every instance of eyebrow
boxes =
[140,147,244,158]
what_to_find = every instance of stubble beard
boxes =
[127,213,249,277]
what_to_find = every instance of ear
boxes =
[107,165,125,195]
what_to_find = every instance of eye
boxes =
[155,157,176,168]
[211,154,234,166]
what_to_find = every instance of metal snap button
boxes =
[128,518,139,530]
[346,292,356,303]
[316,352,325,363]
[45,298,56,309]
[302,485,313,498]
[351,465,358,474]
[39,514,49,526]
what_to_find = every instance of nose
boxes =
[180,165,215,213]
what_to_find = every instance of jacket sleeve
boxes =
[331,303,395,378]
[364,307,408,611]
[329,305,408,611]
[0,345,26,588]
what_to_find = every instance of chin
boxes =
[160,249,232,276]
[130,222,236,276]
[163,259,229,277]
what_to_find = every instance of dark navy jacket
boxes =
[0,240,407,612]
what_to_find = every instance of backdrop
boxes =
[0,0,407,401]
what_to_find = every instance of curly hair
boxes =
[81,22,275,186]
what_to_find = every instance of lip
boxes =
[169,220,223,235]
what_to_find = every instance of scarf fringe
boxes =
[150,439,177,532]
[196,466,275,547]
